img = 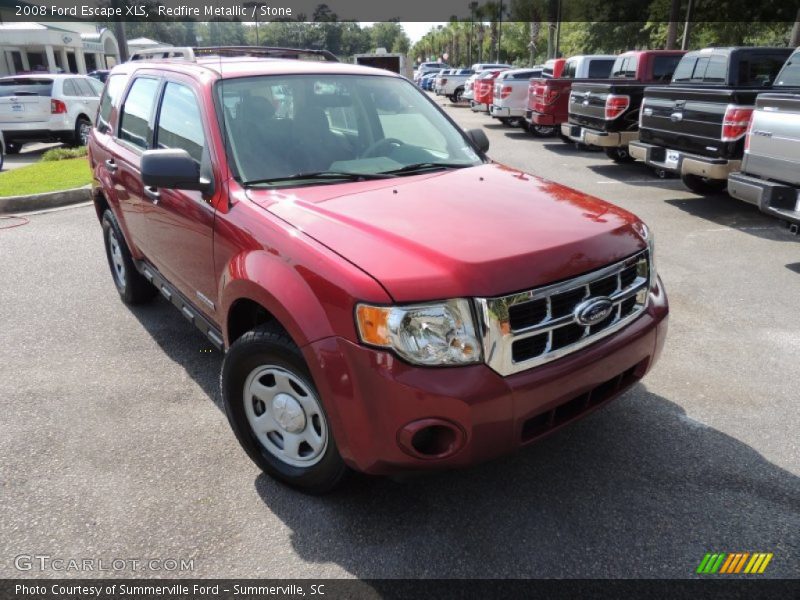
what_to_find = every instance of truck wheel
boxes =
[74,117,91,146]
[453,87,464,102]
[529,125,555,137]
[222,323,348,494]
[604,147,635,163]
[101,210,157,305]
[681,173,727,195]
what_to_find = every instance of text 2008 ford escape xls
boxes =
[88,47,668,493]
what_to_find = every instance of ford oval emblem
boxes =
[574,297,614,326]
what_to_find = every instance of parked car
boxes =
[414,62,449,84]
[629,46,793,193]
[89,70,110,83]
[421,72,437,91]
[489,67,543,127]
[728,59,800,229]
[437,69,475,102]
[471,69,508,113]
[0,74,103,153]
[564,50,685,162]
[524,55,616,137]
[88,46,667,493]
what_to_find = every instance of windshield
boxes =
[218,74,483,186]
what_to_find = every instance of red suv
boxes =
[89,47,668,493]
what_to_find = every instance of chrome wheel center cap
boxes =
[272,393,306,433]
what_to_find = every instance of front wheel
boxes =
[604,146,635,163]
[222,323,348,494]
[681,173,727,195]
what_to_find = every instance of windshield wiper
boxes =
[245,170,397,186]
[382,162,474,175]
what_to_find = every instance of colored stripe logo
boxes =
[697,552,773,574]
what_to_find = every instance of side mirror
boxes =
[466,128,490,153]
[141,149,210,192]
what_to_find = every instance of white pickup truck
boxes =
[435,69,476,102]
[490,67,543,127]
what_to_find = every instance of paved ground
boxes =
[1,142,62,171]
[1,98,798,580]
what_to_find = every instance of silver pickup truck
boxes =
[728,93,800,231]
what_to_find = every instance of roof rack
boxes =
[129,46,339,63]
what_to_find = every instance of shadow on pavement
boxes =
[253,385,799,578]
[785,262,800,274]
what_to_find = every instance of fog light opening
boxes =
[398,419,465,459]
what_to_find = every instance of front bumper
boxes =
[303,277,669,475]
[560,124,639,147]
[728,172,800,225]
[629,141,740,180]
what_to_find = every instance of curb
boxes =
[0,185,92,214]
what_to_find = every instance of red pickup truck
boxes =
[470,69,507,113]
[89,46,668,493]
[525,55,616,137]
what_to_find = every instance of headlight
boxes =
[355,299,481,366]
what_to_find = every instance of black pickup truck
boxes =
[565,50,685,163]
[628,47,793,194]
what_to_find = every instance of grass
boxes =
[0,157,91,197]
[41,146,88,161]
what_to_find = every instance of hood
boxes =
[247,163,645,301]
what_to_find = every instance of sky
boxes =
[361,22,446,44]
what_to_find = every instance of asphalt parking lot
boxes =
[1,97,798,580]
[1,143,62,171]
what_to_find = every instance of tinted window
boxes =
[704,54,728,83]
[739,54,790,87]
[75,78,96,97]
[775,55,800,87]
[62,79,79,96]
[652,55,682,82]
[672,56,697,82]
[0,78,53,97]
[588,59,614,78]
[611,56,638,79]
[118,77,159,150]
[98,74,126,132]
[156,82,205,163]
[86,78,104,96]
[513,70,540,79]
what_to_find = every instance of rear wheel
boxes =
[74,117,91,147]
[604,146,635,163]
[681,173,727,195]
[101,210,157,305]
[529,124,556,137]
[453,87,464,103]
[222,323,348,494]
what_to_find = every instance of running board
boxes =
[138,261,224,351]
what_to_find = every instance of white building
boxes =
[0,22,122,76]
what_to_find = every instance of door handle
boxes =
[104,159,117,173]
[143,186,160,203]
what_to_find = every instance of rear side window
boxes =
[672,56,697,82]
[0,78,53,97]
[155,82,205,163]
[98,74,127,132]
[775,54,800,87]
[738,54,790,87]
[118,77,159,150]
[652,55,682,82]
[588,59,614,78]
[86,78,104,96]
[703,54,728,83]
[513,70,540,79]
[74,78,97,97]
[62,79,79,96]
[611,56,638,79]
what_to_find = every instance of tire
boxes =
[681,173,727,195]
[453,87,464,103]
[74,117,91,147]
[222,323,348,494]
[604,146,635,163]
[529,124,555,137]
[5,141,21,155]
[499,117,511,127]
[101,210,157,305]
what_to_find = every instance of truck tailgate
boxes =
[744,93,800,186]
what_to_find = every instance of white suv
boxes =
[0,74,103,154]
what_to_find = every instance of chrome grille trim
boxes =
[475,250,650,376]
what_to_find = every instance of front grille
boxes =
[476,250,650,376]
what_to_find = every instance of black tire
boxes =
[529,124,556,137]
[74,117,91,147]
[222,323,348,494]
[604,146,635,163]
[681,173,727,195]
[101,209,157,305]
[5,141,21,155]
[453,87,464,103]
